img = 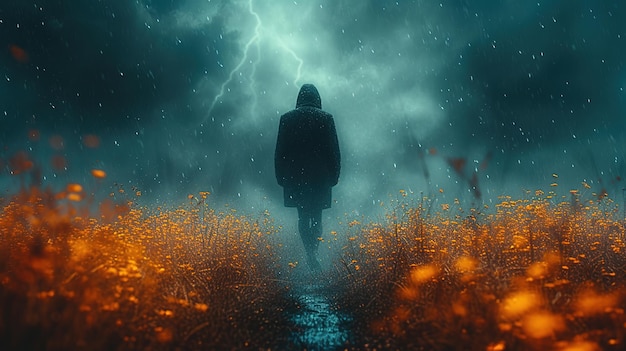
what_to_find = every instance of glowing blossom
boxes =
[410,264,438,284]
[521,311,565,339]
[91,169,107,179]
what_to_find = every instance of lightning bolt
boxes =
[276,37,303,87]
[204,0,304,124]
[206,0,261,122]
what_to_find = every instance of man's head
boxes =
[296,83,322,109]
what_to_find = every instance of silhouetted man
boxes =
[275,84,340,271]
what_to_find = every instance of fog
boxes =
[1,0,625,229]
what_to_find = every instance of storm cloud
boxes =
[1,0,625,221]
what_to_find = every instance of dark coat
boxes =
[275,84,340,209]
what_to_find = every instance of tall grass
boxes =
[0,186,294,350]
[332,190,626,350]
[2,167,625,350]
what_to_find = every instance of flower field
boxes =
[1,178,625,350]
[332,191,626,350]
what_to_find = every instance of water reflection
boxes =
[289,282,352,351]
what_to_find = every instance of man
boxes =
[275,84,340,271]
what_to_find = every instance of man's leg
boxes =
[310,208,322,251]
[297,206,322,271]
[297,207,314,253]
[297,206,309,242]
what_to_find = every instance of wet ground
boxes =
[287,280,353,351]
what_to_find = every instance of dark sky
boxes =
[1,0,625,221]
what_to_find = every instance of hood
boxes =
[296,84,322,109]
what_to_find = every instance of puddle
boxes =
[288,282,352,350]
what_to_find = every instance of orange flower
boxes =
[91,169,106,179]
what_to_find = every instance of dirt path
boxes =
[287,282,353,350]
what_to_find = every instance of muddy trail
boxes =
[283,279,354,351]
